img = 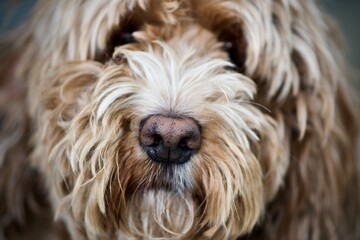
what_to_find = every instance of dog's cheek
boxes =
[255,114,290,202]
[188,123,264,238]
[186,105,290,237]
[29,62,125,234]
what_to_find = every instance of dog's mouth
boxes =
[141,162,194,192]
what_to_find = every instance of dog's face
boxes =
[34,0,291,239]
[1,0,357,239]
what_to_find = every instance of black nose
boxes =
[139,115,201,164]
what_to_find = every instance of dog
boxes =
[0,0,359,239]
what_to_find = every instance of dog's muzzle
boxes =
[139,115,201,164]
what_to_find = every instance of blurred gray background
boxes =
[1,0,360,81]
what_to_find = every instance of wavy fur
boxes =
[0,0,359,239]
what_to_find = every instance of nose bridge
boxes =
[119,26,231,119]
[120,25,228,117]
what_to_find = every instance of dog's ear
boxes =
[0,38,48,228]
[248,3,359,240]
[260,84,359,239]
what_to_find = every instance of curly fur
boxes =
[0,0,359,239]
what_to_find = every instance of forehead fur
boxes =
[28,0,332,104]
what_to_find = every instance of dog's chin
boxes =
[125,187,197,238]
[117,162,201,237]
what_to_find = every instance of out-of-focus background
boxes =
[322,0,360,88]
[0,0,360,84]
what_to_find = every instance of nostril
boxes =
[178,136,199,151]
[140,133,162,147]
[178,137,189,149]
[150,134,162,147]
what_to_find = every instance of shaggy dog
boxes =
[0,0,359,239]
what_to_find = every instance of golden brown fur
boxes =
[0,0,359,239]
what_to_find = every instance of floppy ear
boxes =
[238,1,359,239]
[262,83,359,240]
[0,38,44,227]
